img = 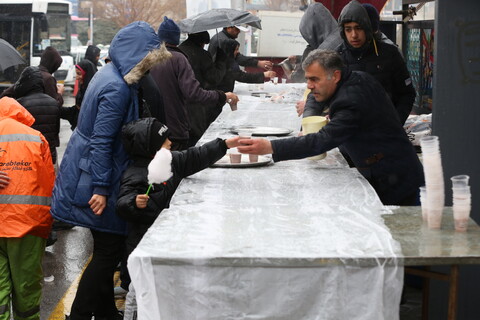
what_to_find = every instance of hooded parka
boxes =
[39,46,64,107]
[292,3,344,82]
[337,0,416,124]
[0,97,55,239]
[51,21,171,235]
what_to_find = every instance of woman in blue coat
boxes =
[51,21,171,320]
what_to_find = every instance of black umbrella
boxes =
[178,8,262,34]
[0,38,26,72]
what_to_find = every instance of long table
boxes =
[128,83,480,320]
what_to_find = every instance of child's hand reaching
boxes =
[225,136,241,149]
[136,194,149,209]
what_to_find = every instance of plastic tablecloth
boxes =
[128,82,403,320]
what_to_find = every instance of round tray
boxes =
[230,126,293,136]
[211,155,272,168]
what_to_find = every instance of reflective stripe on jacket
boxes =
[0,97,55,239]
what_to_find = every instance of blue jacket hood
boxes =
[109,21,171,85]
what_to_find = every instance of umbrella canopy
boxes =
[0,38,26,72]
[178,8,262,34]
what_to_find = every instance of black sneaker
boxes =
[46,231,57,247]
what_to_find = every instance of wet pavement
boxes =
[40,91,125,320]
[40,91,90,320]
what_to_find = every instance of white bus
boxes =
[0,0,75,88]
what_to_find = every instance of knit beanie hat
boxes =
[149,119,170,154]
[158,16,181,45]
[362,3,380,32]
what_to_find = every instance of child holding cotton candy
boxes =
[115,117,240,319]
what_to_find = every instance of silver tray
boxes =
[230,126,293,136]
[211,155,272,168]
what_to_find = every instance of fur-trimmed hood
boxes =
[109,21,172,85]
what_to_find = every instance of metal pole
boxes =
[89,7,93,45]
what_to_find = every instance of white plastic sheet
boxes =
[128,83,403,320]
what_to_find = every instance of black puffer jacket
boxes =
[14,66,60,163]
[116,118,228,289]
[272,70,424,205]
[336,0,416,124]
[116,117,228,230]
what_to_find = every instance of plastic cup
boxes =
[228,148,241,164]
[301,116,328,160]
[229,153,241,164]
[230,102,238,111]
[451,175,470,188]
[249,154,259,163]
[420,135,439,148]
[237,131,252,139]
[453,205,470,232]
[427,207,443,229]
[282,78,287,84]
[419,186,428,221]
[238,131,252,146]
[273,77,278,84]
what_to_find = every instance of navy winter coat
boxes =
[51,21,171,235]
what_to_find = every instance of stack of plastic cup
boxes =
[451,175,471,232]
[419,186,428,221]
[420,136,445,229]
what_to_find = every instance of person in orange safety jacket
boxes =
[0,96,55,320]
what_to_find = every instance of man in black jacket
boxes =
[336,0,415,124]
[238,49,424,206]
[302,0,415,125]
